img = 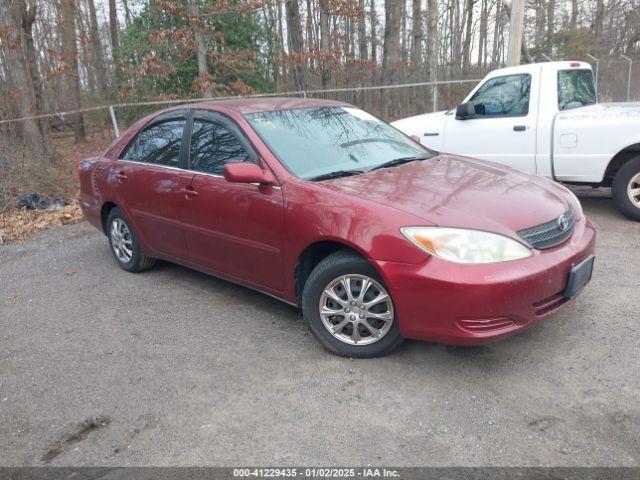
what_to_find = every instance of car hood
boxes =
[391,110,449,133]
[318,154,571,237]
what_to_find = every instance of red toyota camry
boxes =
[79,98,596,357]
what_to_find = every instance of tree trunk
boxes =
[358,0,368,62]
[382,0,401,118]
[546,0,555,54]
[58,0,86,143]
[410,0,422,76]
[284,0,306,92]
[188,0,211,97]
[319,0,330,89]
[570,0,578,29]
[426,0,437,81]
[462,0,474,73]
[593,0,604,46]
[535,0,546,51]
[369,0,378,65]
[382,0,401,83]
[86,0,109,96]
[22,1,53,156]
[478,0,488,68]
[108,0,119,95]
[0,0,51,160]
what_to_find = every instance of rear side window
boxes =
[469,74,531,117]
[558,69,596,111]
[122,119,185,167]
[188,120,251,175]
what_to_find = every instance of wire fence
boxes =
[1,55,638,142]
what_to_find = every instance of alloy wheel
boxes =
[627,172,640,208]
[318,274,394,346]
[110,218,133,263]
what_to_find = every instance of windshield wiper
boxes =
[307,169,365,181]
[370,155,430,171]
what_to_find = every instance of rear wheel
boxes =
[612,157,640,222]
[107,207,156,272]
[301,251,403,358]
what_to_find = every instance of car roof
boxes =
[184,96,351,115]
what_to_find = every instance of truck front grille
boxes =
[517,209,575,250]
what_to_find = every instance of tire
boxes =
[106,207,156,272]
[612,156,640,222]
[301,250,404,358]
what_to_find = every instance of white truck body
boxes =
[392,61,640,186]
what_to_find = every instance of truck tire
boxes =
[612,156,640,222]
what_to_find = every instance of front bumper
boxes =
[375,216,596,345]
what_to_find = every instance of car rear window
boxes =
[558,69,596,111]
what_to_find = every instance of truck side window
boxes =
[469,74,531,117]
[558,69,596,111]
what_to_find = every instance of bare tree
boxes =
[57,0,86,143]
[0,0,51,159]
[188,0,211,97]
[284,0,306,91]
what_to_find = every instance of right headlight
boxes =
[401,227,533,264]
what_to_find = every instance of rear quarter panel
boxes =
[78,156,116,233]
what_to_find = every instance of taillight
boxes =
[570,62,581,67]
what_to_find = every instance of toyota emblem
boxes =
[557,214,569,232]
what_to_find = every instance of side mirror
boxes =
[409,134,421,144]
[455,101,485,120]
[224,163,276,185]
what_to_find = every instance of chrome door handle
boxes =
[115,171,127,181]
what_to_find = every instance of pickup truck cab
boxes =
[392,61,640,221]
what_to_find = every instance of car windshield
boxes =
[244,106,431,179]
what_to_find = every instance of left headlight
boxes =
[401,227,533,264]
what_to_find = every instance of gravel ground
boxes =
[0,189,638,467]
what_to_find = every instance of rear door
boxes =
[113,111,189,261]
[178,111,285,292]
[443,73,538,173]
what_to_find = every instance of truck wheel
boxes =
[612,157,640,222]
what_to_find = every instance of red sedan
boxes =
[79,98,596,357]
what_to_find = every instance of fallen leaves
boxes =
[0,200,84,244]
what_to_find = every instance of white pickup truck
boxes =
[392,61,640,221]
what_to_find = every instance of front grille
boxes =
[517,209,575,250]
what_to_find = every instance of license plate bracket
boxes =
[564,255,595,299]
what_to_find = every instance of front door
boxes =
[178,113,285,292]
[113,113,189,261]
[443,73,537,173]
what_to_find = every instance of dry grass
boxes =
[0,130,112,244]
[0,201,84,243]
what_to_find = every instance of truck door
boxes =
[443,73,537,173]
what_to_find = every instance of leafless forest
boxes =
[0,0,639,207]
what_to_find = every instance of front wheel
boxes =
[301,251,403,358]
[612,157,640,222]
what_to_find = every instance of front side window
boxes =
[188,120,251,174]
[469,74,531,117]
[244,106,429,179]
[122,119,185,167]
[558,69,596,111]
